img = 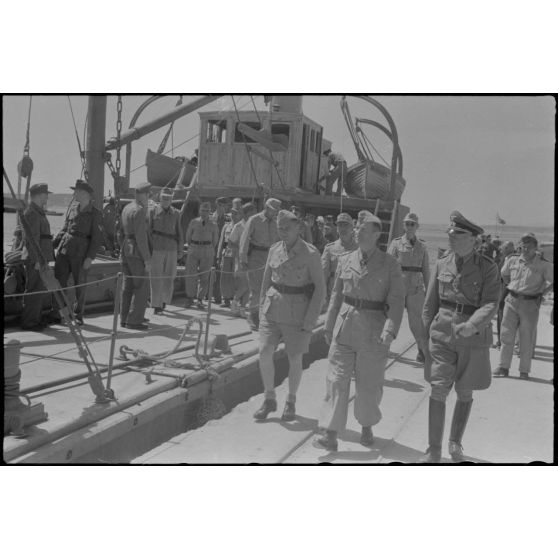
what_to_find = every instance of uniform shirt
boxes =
[121,200,151,262]
[148,204,184,254]
[21,202,55,263]
[186,216,219,247]
[217,220,235,259]
[239,210,279,264]
[55,201,103,260]
[387,235,430,292]
[229,219,246,270]
[321,237,357,281]
[422,251,500,345]
[501,253,553,296]
[326,247,405,338]
[261,237,326,330]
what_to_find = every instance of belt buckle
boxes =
[454,302,465,314]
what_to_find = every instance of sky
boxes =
[2,94,555,227]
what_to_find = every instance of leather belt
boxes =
[343,295,387,311]
[271,281,314,296]
[190,240,212,245]
[153,230,178,241]
[401,265,422,272]
[68,231,91,239]
[40,234,53,239]
[250,243,269,251]
[508,290,541,301]
[439,298,478,316]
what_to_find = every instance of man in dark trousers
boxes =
[420,211,500,463]
[20,183,55,331]
[120,182,152,330]
[211,197,230,304]
[51,179,103,325]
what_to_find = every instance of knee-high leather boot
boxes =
[418,398,446,463]
[449,400,473,462]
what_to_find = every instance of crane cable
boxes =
[67,95,88,180]
[17,96,34,202]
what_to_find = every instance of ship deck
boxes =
[3,298,554,464]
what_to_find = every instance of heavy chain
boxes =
[115,95,123,178]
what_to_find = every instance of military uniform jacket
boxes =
[501,253,553,296]
[121,200,151,262]
[260,237,326,330]
[321,238,357,280]
[217,220,235,259]
[239,211,279,264]
[326,248,405,342]
[423,251,500,348]
[387,235,430,293]
[186,217,219,247]
[22,202,55,263]
[149,204,184,254]
[55,202,103,260]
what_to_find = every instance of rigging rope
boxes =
[67,96,88,180]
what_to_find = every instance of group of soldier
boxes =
[15,179,553,463]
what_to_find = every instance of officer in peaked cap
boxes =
[50,179,103,325]
[254,209,325,422]
[119,182,153,329]
[20,183,55,330]
[321,212,357,305]
[420,210,500,463]
[148,186,183,315]
[238,198,281,330]
[388,212,430,363]
[315,212,405,451]
[185,200,219,309]
[493,231,553,380]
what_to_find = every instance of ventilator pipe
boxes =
[21,329,254,395]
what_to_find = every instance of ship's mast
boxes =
[85,96,107,209]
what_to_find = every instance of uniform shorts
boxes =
[259,315,312,355]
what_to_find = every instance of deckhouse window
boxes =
[271,123,290,145]
[206,120,227,143]
[234,122,259,143]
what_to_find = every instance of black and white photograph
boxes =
[3,93,554,465]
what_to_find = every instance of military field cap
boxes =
[448,210,484,236]
[29,182,52,195]
[160,187,173,198]
[216,196,229,204]
[336,212,353,225]
[135,182,152,194]
[357,210,374,223]
[71,179,94,195]
[316,216,325,224]
[403,212,419,224]
[265,198,282,211]
[520,232,538,245]
[360,213,382,228]
[277,209,298,227]
[200,201,211,210]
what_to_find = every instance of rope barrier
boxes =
[4,264,268,299]
[3,274,118,299]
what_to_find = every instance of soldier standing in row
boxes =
[211,197,230,305]
[20,183,55,331]
[216,205,243,308]
[253,210,326,421]
[239,198,281,330]
[120,183,152,330]
[148,187,183,315]
[420,211,500,463]
[493,233,553,380]
[51,180,103,326]
[387,212,430,363]
[315,214,405,451]
[321,212,357,304]
[185,201,219,309]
